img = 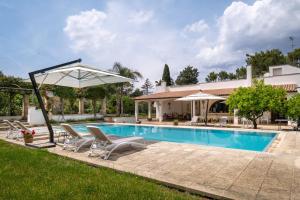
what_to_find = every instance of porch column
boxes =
[234,109,239,125]
[155,101,159,119]
[148,101,152,119]
[192,100,196,117]
[78,98,85,114]
[22,94,29,120]
[135,101,139,121]
[158,101,163,122]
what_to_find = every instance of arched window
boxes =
[209,100,229,113]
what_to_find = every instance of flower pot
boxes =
[24,136,33,143]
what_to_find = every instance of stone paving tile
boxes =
[227,185,258,200]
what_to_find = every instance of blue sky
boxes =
[0,0,299,83]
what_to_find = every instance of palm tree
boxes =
[112,62,143,116]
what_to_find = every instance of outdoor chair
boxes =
[87,126,146,160]
[3,120,21,139]
[61,124,94,152]
[188,116,200,126]
[219,116,228,127]
[14,120,31,132]
[241,118,251,128]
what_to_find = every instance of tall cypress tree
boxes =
[162,64,172,86]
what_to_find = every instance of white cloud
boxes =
[64,0,300,84]
[196,0,300,67]
[184,20,209,33]
[64,9,116,51]
[128,10,153,24]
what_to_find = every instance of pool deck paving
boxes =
[1,128,300,200]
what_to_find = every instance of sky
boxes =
[1,0,300,85]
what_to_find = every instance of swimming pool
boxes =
[73,123,277,152]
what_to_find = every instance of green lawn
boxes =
[0,140,200,200]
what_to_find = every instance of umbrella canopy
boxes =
[25,63,133,88]
[176,92,225,126]
[176,92,225,101]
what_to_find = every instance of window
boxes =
[273,68,282,76]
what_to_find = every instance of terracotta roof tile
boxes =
[134,84,297,100]
[134,90,200,100]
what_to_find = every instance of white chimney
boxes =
[246,65,252,86]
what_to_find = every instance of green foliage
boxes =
[226,80,286,129]
[287,48,300,67]
[85,86,106,100]
[235,66,247,79]
[141,78,153,94]
[0,73,31,115]
[175,66,199,85]
[112,62,143,115]
[246,49,287,77]
[0,140,197,200]
[205,66,246,82]
[205,72,218,82]
[85,86,106,117]
[218,70,229,81]
[286,94,300,121]
[162,64,173,86]
[131,88,144,97]
[53,86,77,100]
[122,96,135,114]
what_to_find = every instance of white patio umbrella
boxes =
[25,63,132,88]
[25,59,133,145]
[176,92,225,125]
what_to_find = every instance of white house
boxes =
[134,65,300,124]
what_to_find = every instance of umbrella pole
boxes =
[28,59,81,145]
[29,73,55,143]
[205,100,209,126]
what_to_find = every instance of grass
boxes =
[0,140,200,200]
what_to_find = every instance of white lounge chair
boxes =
[14,120,31,132]
[188,116,200,126]
[61,124,94,152]
[87,126,146,160]
[3,120,21,139]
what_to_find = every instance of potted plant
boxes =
[21,129,35,143]
[173,119,178,126]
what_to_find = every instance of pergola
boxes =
[27,59,132,147]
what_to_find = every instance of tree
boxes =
[130,88,144,97]
[287,48,300,67]
[286,94,300,129]
[53,86,76,118]
[235,66,247,79]
[141,78,153,95]
[226,80,286,129]
[246,49,287,77]
[205,72,218,82]
[112,62,143,116]
[228,73,237,80]
[175,65,199,85]
[218,71,229,81]
[162,64,173,86]
[85,86,106,118]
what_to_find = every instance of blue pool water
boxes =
[73,124,276,152]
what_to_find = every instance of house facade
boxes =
[134,65,300,124]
